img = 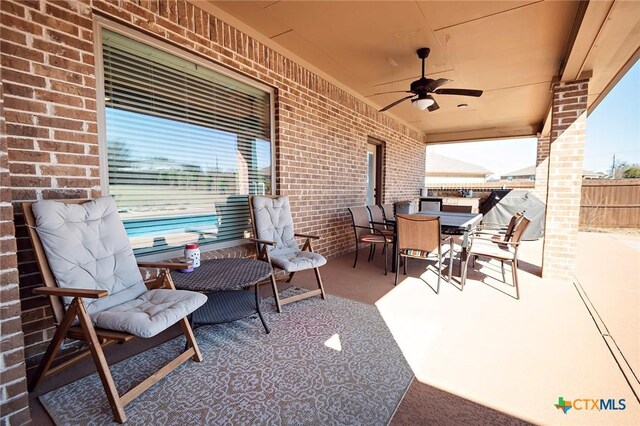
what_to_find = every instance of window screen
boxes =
[102,29,272,257]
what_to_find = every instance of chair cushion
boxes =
[360,234,391,244]
[91,289,207,338]
[32,197,147,316]
[470,239,515,260]
[270,251,327,273]
[252,196,299,257]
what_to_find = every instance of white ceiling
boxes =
[205,0,640,143]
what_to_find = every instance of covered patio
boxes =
[1,0,639,424]
[23,233,639,424]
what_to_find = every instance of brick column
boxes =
[542,79,588,280]
[534,135,550,202]
[0,73,31,425]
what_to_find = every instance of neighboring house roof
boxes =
[502,165,608,179]
[425,153,492,176]
[582,170,607,178]
[502,165,536,177]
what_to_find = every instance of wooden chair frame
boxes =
[23,200,202,424]
[248,195,326,313]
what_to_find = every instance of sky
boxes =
[428,59,640,177]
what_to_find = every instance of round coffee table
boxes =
[171,258,273,334]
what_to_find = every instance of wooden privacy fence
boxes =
[580,180,640,228]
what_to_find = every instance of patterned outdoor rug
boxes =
[40,291,413,425]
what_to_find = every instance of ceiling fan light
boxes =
[412,97,435,110]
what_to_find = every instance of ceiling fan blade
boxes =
[433,88,483,97]
[380,95,414,112]
[369,90,413,97]
[427,78,452,91]
[428,98,440,112]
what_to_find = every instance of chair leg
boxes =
[287,272,296,283]
[512,259,520,299]
[314,267,327,299]
[383,243,388,275]
[461,254,471,289]
[448,239,454,283]
[28,298,80,392]
[394,253,400,285]
[178,317,203,360]
[368,244,376,262]
[501,260,506,282]
[254,282,270,334]
[76,299,127,423]
[353,243,359,268]
[436,255,442,294]
[270,273,283,313]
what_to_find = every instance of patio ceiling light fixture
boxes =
[412,94,435,110]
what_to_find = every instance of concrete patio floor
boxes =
[296,232,639,425]
[28,232,638,425]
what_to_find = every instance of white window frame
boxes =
[93,17,276,260]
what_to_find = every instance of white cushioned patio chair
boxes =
[248,195,327,312]
[23,197,207,423]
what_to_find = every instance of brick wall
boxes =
[0,0,426,413]
[534,135,550,202]
[542,79,588,280]
[0,66,30,424]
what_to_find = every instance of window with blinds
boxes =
[101,29,273,258]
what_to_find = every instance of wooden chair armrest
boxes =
[249,237,277,246]
[294,233,320,240]
[33,287,108,299]
[137,260,192,270]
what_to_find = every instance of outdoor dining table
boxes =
[386,211,483,276]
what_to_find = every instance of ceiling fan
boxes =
[375,47,483,113]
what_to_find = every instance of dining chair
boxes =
[462,216,531,299]
[473,211,524,245]
[22,197,207,423]
[248,195,327,313]
[381,203,395,221]
[348,206,393,275]
[394,214,454,292]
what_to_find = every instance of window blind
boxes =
[102,29,272,258]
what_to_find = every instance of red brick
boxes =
[8,163,36,175]
[10,176,51,188]
[32,38,81,61]
[3,95,46,114]
[1,69,46,88]
[0,0,26,18]
[5,125,49,139]
[1,55,31,72]
[31,11,79,36]
[7,150,50,163]
[1,14,43,35]
[45,3,92,28]
[32,63,83,85]
[37,116,84,131]
[0,26,27,44]
[42,188,89,199]
[40,165,86,176]
[54,153,99,166]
